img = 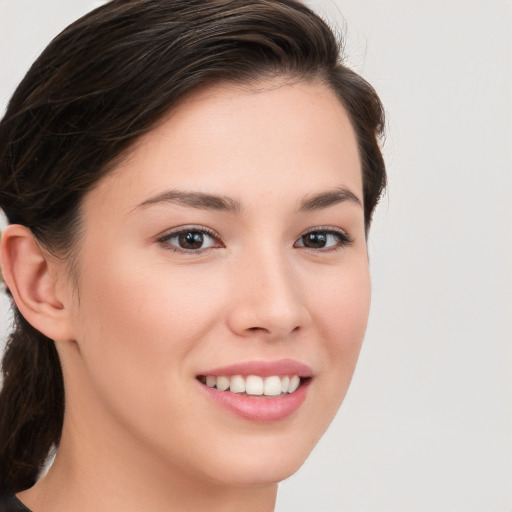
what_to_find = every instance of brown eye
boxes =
[178,231,204,249]
[301,232,328,248]
[159,227,221,252]
[294,229,352,250]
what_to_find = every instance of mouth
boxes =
[196,360,313,422]
[196,374,310,397]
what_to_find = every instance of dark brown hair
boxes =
[0,0,386,493]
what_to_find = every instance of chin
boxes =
[191,429,321,488]
[207,454,308,488]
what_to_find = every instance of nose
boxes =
[226,248,310,341]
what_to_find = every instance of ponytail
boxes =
[0,306,64,493]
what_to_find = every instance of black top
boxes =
[0,493,32,512]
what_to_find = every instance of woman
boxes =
[0,1,386,511]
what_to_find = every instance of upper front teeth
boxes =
[204,375,301,395]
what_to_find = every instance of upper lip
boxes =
[197,359,313,378]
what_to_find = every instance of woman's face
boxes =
[61,79,370,486]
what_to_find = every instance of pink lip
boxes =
[196,359,313,423]
[197,378,311,423]
[198,358,313,378]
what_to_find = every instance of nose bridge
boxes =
[228,242,308,338]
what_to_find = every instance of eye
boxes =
[294,228,353,250]
[158,226,222,253]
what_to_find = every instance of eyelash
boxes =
[294,227,354,252]
[158,225,223,254]
[158,225,353,254]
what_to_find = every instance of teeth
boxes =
[289,375,300,393]
[246,375,264,395]
[202,374,303,395]
[216,376,230,391]
[263,376,282,396]
[281,376,290,393]
[230,375,245,393]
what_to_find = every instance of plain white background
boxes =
[0,1,510,511]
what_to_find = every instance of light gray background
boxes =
[0,1,510,511]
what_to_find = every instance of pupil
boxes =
[304,232,326,248]
[179,231,203,249]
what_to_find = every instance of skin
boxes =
[8,79,370,512]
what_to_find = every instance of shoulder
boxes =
[0,493,32,512]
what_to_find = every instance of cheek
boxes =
[68,258,228,462]
[308,258,371,404]
[71,252,221,404]
[78,246,221,343]
[313,255,371,338]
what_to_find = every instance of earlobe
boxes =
[0,224,74,342]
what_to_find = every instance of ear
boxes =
[0,224,74,342]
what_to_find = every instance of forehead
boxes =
[85,79,362,214]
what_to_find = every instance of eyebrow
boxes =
[136,186,362,214]
[297,187,362,212]
[137,190,243,214]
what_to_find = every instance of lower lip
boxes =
[198,379,311,423]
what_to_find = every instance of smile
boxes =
[196,359,312,422]
[198,374,303,396]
